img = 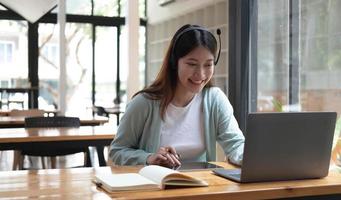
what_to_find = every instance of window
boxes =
[1,0,147,112]
[94,0,119,16]
[41,44,58,65]
[0,41,13,64]
[64,23,93,115]
[253,0,341,116]
[299,0,341,113]
[0,20,28,87]
[256,0,289,112]
[38,23,59,110]
[95,26,118,107]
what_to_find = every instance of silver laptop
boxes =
[213,112,337,183]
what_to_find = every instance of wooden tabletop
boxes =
[0,116,109,128]
[0,162,340,199]
[0,125,115,143]
[0,109,59,116]
[0,125,115,166]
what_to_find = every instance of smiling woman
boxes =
[109,24,245,169]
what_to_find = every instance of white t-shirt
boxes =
[159,93,205,161]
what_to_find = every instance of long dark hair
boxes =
[135,24,218,119]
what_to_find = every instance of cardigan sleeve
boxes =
[213,88,245,166]
[108,94,153,165]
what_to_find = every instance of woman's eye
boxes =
[187,63,197,66]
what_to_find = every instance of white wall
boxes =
[147,0,222,24]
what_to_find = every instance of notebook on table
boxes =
[94,165,208,192]
[213,112,337,183]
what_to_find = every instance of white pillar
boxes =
[58,0,66,115]
[126,0,140,100]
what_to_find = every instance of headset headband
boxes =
[171,26,221,66]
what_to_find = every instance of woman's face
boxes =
[176,46,214,95]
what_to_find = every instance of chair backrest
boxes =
[94,106,109,117]
[24,116,80,128]
[9,109,45,117]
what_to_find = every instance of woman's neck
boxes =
[172,88,195,107]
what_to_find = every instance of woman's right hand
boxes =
[146,146,181,168]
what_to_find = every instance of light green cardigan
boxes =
[109,87,245,165]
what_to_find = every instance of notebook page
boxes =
[139,165,179,185]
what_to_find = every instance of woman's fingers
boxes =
[167,146,180,160]
[148,146,181,167]
[165,153,175,165]
[167,153,181,166]
[147,153,166,165]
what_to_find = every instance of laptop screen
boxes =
[240,112,336,182]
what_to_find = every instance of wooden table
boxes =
[0,110,9,116]
[0,162,340,199]
[0,109,59,117]
[0,116,109,128]
[0,125,115,166]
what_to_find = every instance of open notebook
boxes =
[94,165,208,192]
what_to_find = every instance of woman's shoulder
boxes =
[203,87,233,114]
[203,87,226,99]
[126,92,158,110]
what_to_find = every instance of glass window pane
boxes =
[257,0,289,112]
[38,23,59,110]
[300,0,341,115]
[66,0,91,15]
[94,0,119,16]
[139,0,146,19]
[120,0,126,17]
[65,23,93,115]
[50,0,91,14]
[95,26,117,107]
[0,20,28,88]
[38,23,93,115]
[0,43,4,63]
[6,43,13,61]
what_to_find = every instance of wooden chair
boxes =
[24,116,80,127]
[9,109,45,170]
[18,116,91,170]
[93,106,109,118]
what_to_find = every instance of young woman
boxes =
[109,24,244,168]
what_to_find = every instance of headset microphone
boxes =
[214,28,221,65]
